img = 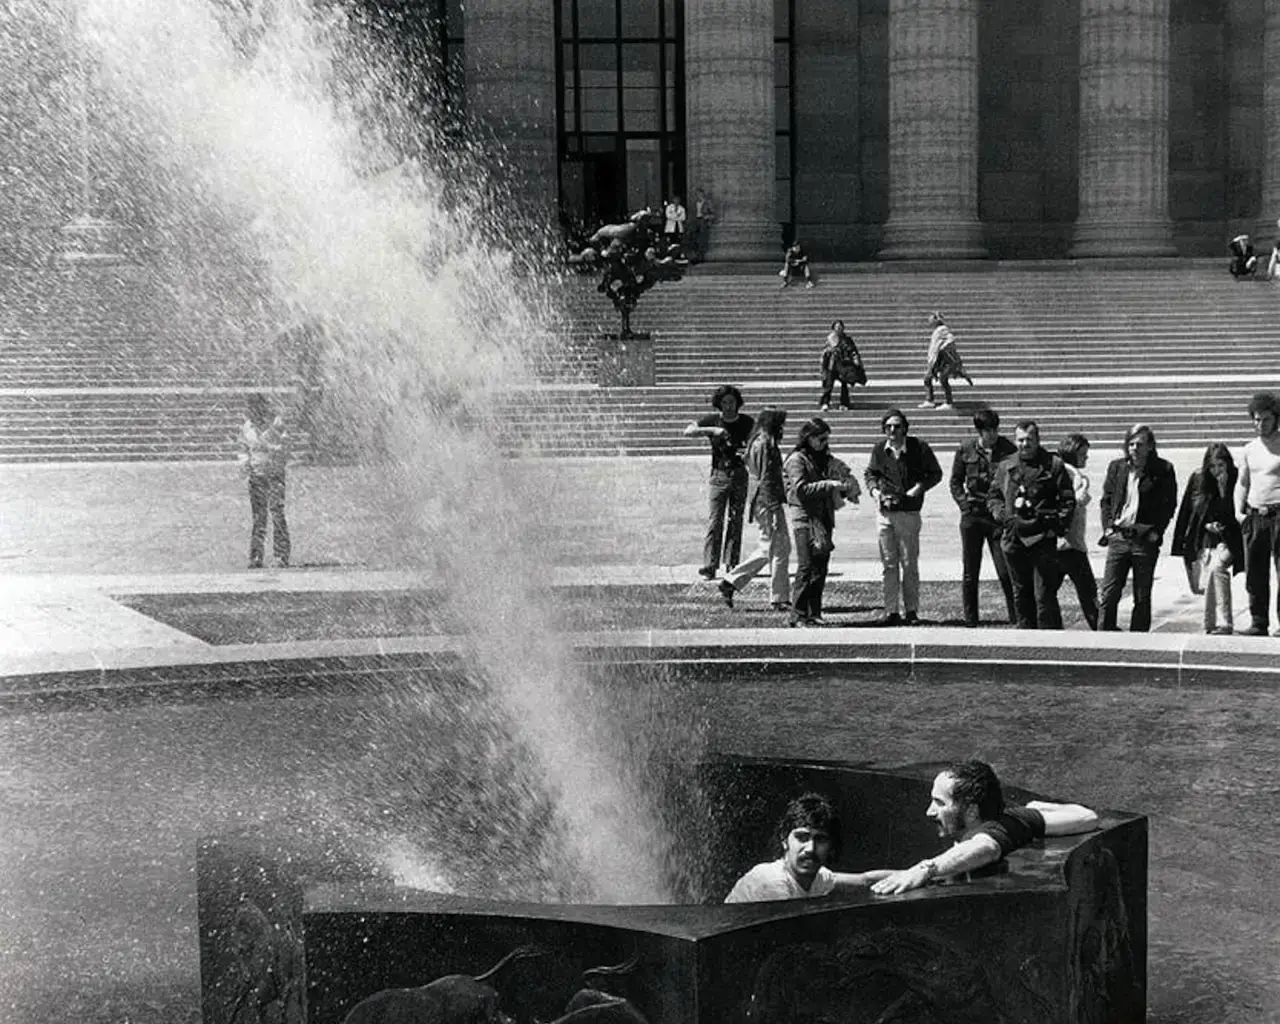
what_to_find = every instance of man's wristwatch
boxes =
[917,858,939,881]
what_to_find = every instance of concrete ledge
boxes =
[3,627,1276,711]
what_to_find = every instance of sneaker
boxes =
[935,402,954,411]
[275,557,290,568]
[718,580,736,609]
[697,566,717,580]
[917,400,937,409]
[904,611,920,625]
[804,281,816,289]
[248,560,263,569]
[780,282,789,289]
[1208,626,1233,636]
[820,403,830,411]
[771,601,791,612]
[880,612,903,627]
[1241,623,1268,636]
[808,615,826,626]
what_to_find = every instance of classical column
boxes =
[464,0,557,223]
[877,0,985,260]
[1071,0,1176,257]
[685,2,776,261]
[1258,3,1280,242]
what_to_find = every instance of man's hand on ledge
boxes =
[871,861,933,896]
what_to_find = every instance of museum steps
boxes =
[636,265,1278,384]
[0,264,1275,461]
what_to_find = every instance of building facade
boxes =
[3,0,1277,264]
[446,0,1280,261]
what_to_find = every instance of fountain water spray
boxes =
[77,0,677,904]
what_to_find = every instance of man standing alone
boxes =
[1237,392,1280,635]
[950,408,1018,626]
[684,385,754,580]
[238,393,291,569]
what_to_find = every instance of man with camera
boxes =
[864,408,943,625]
[987,420,1076,629]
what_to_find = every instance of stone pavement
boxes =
[0,450,1259,666]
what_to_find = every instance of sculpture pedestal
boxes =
[596,333,654,387]
[198,760,1147,1024]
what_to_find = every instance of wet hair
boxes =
[1248,392,1280,420]
[972,408,1000,432]
[1123,423,1158,461]
[880,407,909,432]
[1014,419,1039,437]
[1057,433,1090,468]
[944,761,1004,822]
[751,406,788,443]
[777,792,843,860]
[1198,443,1238,498]
[711,384,744,411]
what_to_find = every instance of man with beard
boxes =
[872,761,1099,895]
[988,420,1075,629]
[725,792,892,902]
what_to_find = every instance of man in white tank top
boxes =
[1236,392,1280,635]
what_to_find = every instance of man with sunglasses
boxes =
[864,408,943,625]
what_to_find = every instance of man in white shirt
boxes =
[1236,392,1280,635]
[725,793,891,902]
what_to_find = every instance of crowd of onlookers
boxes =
[686,379,1280,637]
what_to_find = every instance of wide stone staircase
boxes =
[1,261,1276,461]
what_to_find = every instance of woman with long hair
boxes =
[1055,433,1099,629]
[1171,443,1243,634]
[783,418,853,626]
[819,320,866,411]
[719,407,792,611]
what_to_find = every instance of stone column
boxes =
[685,2,776,261]
[1071,0,1176,257]
[877,0,985,260]
[464,0,557,224]
[1258,4,1280,242]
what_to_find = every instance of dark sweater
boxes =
[1099,456,1178,544]
[864,436,943,513]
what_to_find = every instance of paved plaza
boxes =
[0,447,1242,664]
